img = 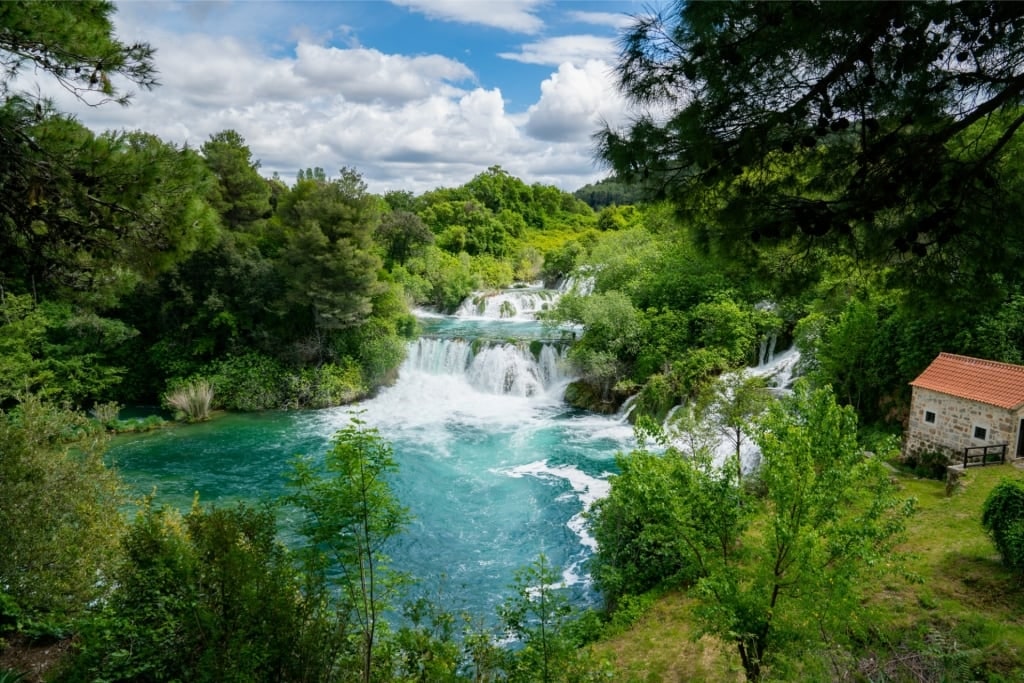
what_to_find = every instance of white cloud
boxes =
[499,34,617,66]
[524,60,628,143]
[389,0,547,34]
[564,10,636,30]
[292,43,474,105]
[31,7,623,195]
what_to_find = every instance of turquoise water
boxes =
[109,309,633,621]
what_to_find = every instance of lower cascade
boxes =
[404,337,568,397]
[109,314,634,624]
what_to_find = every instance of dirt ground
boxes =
[0,635,73,682]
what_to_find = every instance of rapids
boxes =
[109,286,634,621]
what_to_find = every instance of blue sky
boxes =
[44,1,652,194]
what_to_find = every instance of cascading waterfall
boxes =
[404,337,569,397]
[109,279,628,623]
[557,273,596,296]
[662,335,802,472]
[454,283,560,320]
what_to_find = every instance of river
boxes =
[108,283,635,621]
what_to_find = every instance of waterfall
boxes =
[758,332,778,366]
[454,284,560,321]
[557,273,596,296]
[404,337,569,397]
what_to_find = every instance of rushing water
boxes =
[109,287,634,622]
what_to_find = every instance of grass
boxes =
[164,380,215,422]
[593,464,1024,681]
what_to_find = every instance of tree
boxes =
[375,209,434,266]
[0,397,124,621]
[981,478,1024,576]
[695,384,914,680]
[599,2,1024,303]
[708,373,770,486]
[498,554,612,683]
[286,417,411,683]
[589,445,739,607]
[0,103,219,302]
[0,0,156,104]
[276,168,383,342]
[201,130,273,232]
[64,501,324,683]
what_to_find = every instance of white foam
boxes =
[502,460,612,558]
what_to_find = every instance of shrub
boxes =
[903,450,951,480]
[164,380,214,421]
[207,352,287,410]
[981,478,1024,574]
[89,401,121,427]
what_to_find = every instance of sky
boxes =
[40,0,653,195]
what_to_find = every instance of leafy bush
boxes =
[89,401,121,427]
[903,450,951,480]
[163,379,214,421]
[207,352,288,410]
[981,478,1024,575]
[62,501,321,683]
[588,450,709,607]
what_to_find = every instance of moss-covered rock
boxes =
[564,380,619,414]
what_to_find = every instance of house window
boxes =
[924,410,936,424]
[973,426,988,440]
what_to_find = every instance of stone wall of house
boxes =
[904,387,1022,462]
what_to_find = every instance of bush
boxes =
[207,352,288,410]
[163,380,214,421]
[981,478,1024,574]
[900,450,951,480]
[89,401,121,427]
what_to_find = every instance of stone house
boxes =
[904,353,1024,463]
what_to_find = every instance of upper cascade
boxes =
[454,283,560,321]
[403,337,570,397]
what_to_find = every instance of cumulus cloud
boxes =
[292,43,474,105]
[32,3,627,194]
[389,0,547,34]
[523,60,628,143]
[499,34,617,66]
[564,10,636,30]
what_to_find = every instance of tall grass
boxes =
[164,380,214,422]
[89,401,121,426]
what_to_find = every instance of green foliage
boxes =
[0,293,136,405]
[203,352,289,410]
[498,554,615,683]
[403,247,479,311]
[695,384,914,680]
[0,102,219,302]
[276,167,383,333]
[63,500,321,683]
[708,374,771,485]
[0,397,124,621]
[392,593,463,683]
[573,175,648,210]
[287,418,412,683]
[201,130,272,231]
[589,449,725,605]
[376,209,434,266]
[0,0,156,103]
[601,2,1024,306]
[981,479,1024,576]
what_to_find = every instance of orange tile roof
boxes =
[910,353,1024,410]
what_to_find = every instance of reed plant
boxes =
[89,401,121,426]
[164,380,214,422]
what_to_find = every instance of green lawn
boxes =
[594,464,1024,681]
